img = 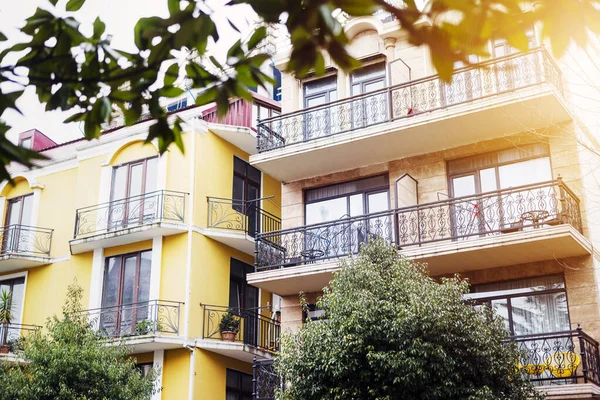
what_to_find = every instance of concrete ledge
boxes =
[195,339,275,362]
[541,383,600,399]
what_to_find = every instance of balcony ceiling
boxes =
[196,339,275,363]
[0,254,53,273]
[251,86,571,183]
[199,228,255,255]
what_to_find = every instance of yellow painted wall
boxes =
[194,350,252,400]
[110,140,158,166]
[162,348,190,399]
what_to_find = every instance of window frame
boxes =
[110,156,159,202]
[225,368,253,400]
[101,249,152,309]
[5,194,33,227]
[469,274,571,336]
[232,156,261,206]
[304,175,390,225]
[303,75,338,108]
[350,62,387,96]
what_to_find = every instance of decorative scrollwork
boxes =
[0,225,53,257]
[74,190,187,239]
[253,359,282,400]
[256,180,581,271]
[207,197,281,237]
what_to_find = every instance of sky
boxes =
[0,0,255,145]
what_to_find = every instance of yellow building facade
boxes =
[0,94,282,399]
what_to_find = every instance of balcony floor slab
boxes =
[0,254,54,272]
[541,383,600,399]
[249,225,591,296]
[198,228,255,255]
[70,222,187,254]
[195,339,275,363]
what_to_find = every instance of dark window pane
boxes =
[233,176,245,202]
[304,76,337,96]
[234,158,247,175]
[248,165,261,184]
[226,369,240,389]
[305,175,388,203]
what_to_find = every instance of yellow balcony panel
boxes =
[198,304,280,362]
[251,49,571,182]
[70,190,187,254]
[251,180,585,295]
[0,225,53,272]
[202,197,281,256]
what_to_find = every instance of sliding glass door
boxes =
[3,195,33,253]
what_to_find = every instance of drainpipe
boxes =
[186,343,196,400]
[183,116,197,398]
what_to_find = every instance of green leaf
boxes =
[160,87,185,98]
[0,32,7,42]
[168,0,180,14]
[93,17,105,39]
[63,112,86,123]
[164,63,180,86]
[66,0,86,12]
[247,26,267,50]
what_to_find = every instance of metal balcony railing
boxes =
[256,179,581,271]
[84,300,182,338]
[0,225,53,257]
[0,323,41,349]
[201,304,281,353]
[207,197,281,238]
[512,327,600,386]
[73,190,187,239]
[256,47,563,153]
[253,358,282,400]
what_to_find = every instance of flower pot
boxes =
[0,345,10,354]
[221,331,237,342]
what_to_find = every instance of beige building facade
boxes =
[249,10,600,400]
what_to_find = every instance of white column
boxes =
[88,248,105,310]
[152,350,164,400]
[150,236,163,301]
[96,166,112,233]
[30,187,42,227]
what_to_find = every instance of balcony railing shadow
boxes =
[256,179,581,271]
[201,304,280,353]
[73,190,187,239]
[257,47,562,153]
[207,197,281,238]
[83,300,182,339]
[0,225,53,257]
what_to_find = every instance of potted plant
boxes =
[219,309,240,342]
[0,289,14,354]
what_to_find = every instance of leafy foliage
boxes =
[1,0,600,181]
[0,289,14,324]
[0,284,157,400]
[277,239,544,400]
[220,309,241,333]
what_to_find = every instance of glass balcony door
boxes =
[0,277,25,346]
[303,76,338,140]
[109,157,158,230]
[351,63,387,127]
[3,195,33,253]
[100,251,152,337]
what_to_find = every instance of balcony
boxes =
[70,190,188,254]
[198,304,280,362]
[84,300,184,353]
[0,323,41,362]
[251,328,600,400]
[202,197,281,255]
[0,225,53,271]
[251,48,571,182]
[249,180,590,295]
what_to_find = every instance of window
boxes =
[4,195,33,253]
[351,63,386,96]
[19,137,32,150]
[447,144,552,197]
[136,362,153,377]
[305,175,389,224]
[251,102,280,129]
[101,250,152,336]
[229,258,258,311]
[350,63,388,126]
[0,276,25,346]
[226,369,253,400]
[303,75,337,107]
[110,157,158,229]
[302,75,338,139]
[166,98,188,113]
[304,303,327,322]
[272,66,282,102]
[467,275,569,336]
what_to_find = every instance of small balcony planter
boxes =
[219,309,240,343]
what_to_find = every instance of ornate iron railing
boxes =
[207,197,281,238]
[74,190,187,239]
[511,327,600,386]
[257,47,562,153]
[253,358,282,400]
[84,300,182,338]
[0,225,53,257]
[0,323,41,350]
[201,304,280,352]
[256,179,581,270]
